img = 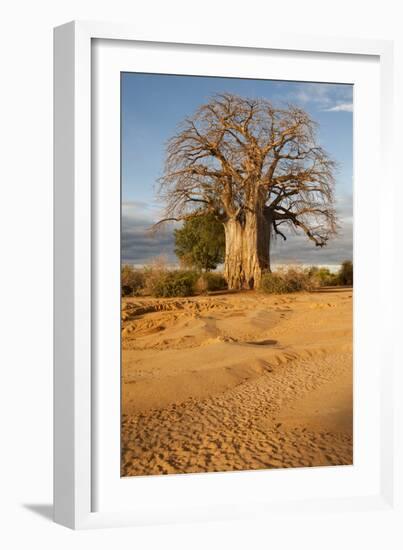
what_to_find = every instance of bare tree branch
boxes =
[155,92,337,250]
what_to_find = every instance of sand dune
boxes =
[121,288,353,476]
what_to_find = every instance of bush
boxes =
[121,265,146,296]
[308,262,353,287]
[282,267,316,292]
[149,270,198,297]
[338,260,353,286]
[260,263,353,294]
[196,272,228,293]
[260,273,290,294]
[307,266,339,287]
[260,267,317,294]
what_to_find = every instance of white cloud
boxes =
[276,82,353,111]
[324,103,353,113]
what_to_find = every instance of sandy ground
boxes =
[121,288,353,476]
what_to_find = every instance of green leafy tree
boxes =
[174,213,225,271]
[338,260,353,286]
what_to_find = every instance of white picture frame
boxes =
[54,20,397,530]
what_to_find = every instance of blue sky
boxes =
[121,73,353,268]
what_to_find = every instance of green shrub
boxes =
[260,267,317,294]
[149,270,198,297]
[121,265,146,296]
[308,266,339,287]
[141,257,170,296]
[282,267,316,292]
[260,273,290,294]
[308,262,353,287]
[196,272,228,293]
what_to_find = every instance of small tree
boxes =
[174,212,225,271]
[338,260,353,286]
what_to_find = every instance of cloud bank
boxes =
[121,196,353,268]
[121,201,177,265]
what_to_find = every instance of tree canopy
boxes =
[174,212,225,271]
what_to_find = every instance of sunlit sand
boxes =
[121,287,352,476]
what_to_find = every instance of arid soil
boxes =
[121,288,353,476]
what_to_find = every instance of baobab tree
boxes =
[155,93,337,289]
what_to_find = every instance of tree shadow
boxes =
[23,503,53,522]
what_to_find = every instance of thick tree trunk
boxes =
[224,210,271,290]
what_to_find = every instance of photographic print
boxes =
[120,74,353,477]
